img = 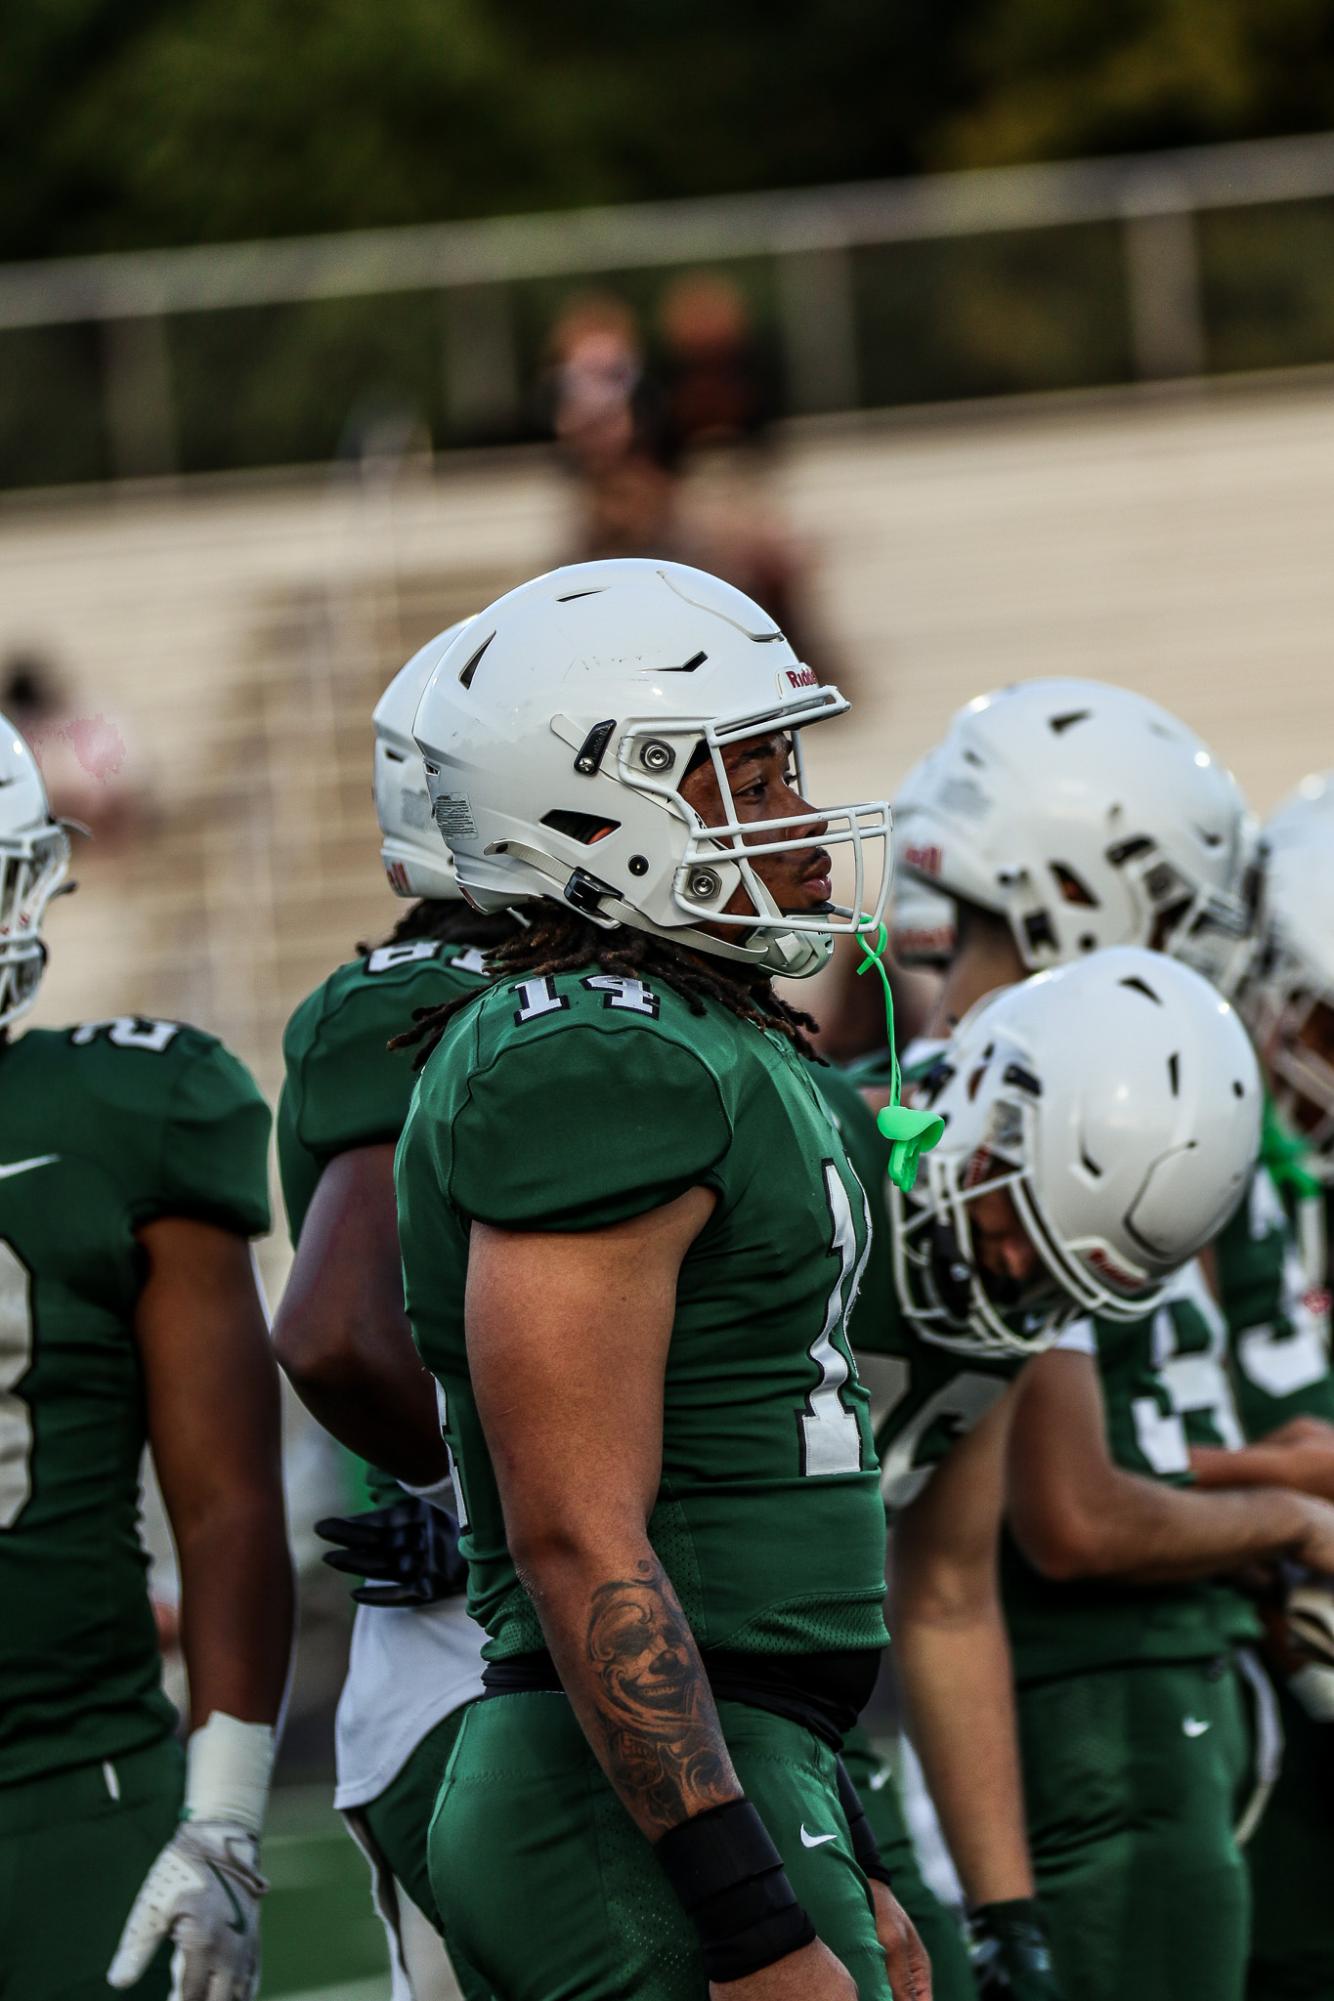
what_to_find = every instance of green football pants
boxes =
[0,1735,182,2001]
[840,1722,975,2001]
[429,1692,893,2000]
[1246,1675,1334,2001]
[355,1704,494,2001]
[1017,1655,1252,2001]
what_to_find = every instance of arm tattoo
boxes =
[585,1556,735,1835]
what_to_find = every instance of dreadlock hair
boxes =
[357,898,523,956]
[389,906,825,1070]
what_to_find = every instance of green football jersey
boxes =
[1214,1162,1334,1439]
[277,937,490,1509]
[396,968,890,1663]
[999,1269,1260,1682]
[0,1019,270,1787]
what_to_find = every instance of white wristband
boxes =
[399,1470,458,1512]
[184,1712,275,1835]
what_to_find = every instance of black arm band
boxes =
[653,1799,816,1983]
[835,1756,895,1889]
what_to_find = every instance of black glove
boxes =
[315,1494,468,1607]
[970,1900,1064,2001]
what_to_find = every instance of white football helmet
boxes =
[893,946,1262,1355]
[410,560,891,978]
[373,621,473,900]
[1241,774,1334,1177]
[0,718,70,1031]
[896,680,1251,984]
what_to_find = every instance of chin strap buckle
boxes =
[563,868,615,917]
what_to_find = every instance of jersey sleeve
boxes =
[444,1016,733,1231]
[281,980,421,1166]
[149,1038,272,1237]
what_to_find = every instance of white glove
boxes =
[107,1819,267,2001]
[1287,1575,1334,1668]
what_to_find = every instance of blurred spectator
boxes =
[2,649,146,846]
[658,271,778,462]
[541,292,667,471]
[565,446,826,667]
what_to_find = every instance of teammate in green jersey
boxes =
[275,626,515,2001]
[848,942,1289,2000]
[0,718,292,2001]
[893,681,1334,2001]
[1225,773,1334,2001]
[397,558,933,2001]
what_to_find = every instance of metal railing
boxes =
[6,127,1334,481]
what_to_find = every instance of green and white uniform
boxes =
[999,1143,1334,2001]
[1220,1138,1334,2001]
[279,939,492,1994]
[0,1018,270,2001]
[397,968,893,2001]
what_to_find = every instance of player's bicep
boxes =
[465,1188,715,1543]
[136,1217,283,1530]
[891,1384,1016,1620]
[1003,1345,1115,1560]
[275,1144,407,1366]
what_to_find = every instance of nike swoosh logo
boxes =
[800,1826,838,1849]
[1182,1717,1211,1738]
[0,1155,59,1181]
[206,1862,248,1935]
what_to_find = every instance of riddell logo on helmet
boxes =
[903,842,943,877]
[784,666,819,690]
[1085,1247,1143,1293]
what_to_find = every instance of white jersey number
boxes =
[71,1017,180,1053]
[0,1241,36,1529]
[799,1164,872,1477]
[859,1354,1008,1510]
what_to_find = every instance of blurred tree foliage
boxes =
[6,0,1334,261]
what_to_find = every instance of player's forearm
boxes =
[1014,1474,1317,1585]
[514,1528,741,1843]
[1189,1442,1334,1502]
[176,1496,294,1728]
[890,1587,1034,1904]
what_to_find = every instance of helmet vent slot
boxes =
[1080,1147,1103,1178]
[458,634,494,689]
[1051,862,1097,906]
[542,810,621,846]
[1107,836,1153,866]
[1049,709,1092,734]
[1118,974,1163,1004]
[663,651,708,673]
[555,588,605,603]
[1001,1061,1041,1098]
[1167,1051,1181,1096]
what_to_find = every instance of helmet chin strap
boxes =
[497,839,831,977]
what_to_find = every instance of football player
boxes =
[0,719,292,2001]
[273,626,511,2001]
[891,681,1334,2001]
[845,940,1313,1997]
[1226,772,1334,2001]
[398,558,930,2001]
